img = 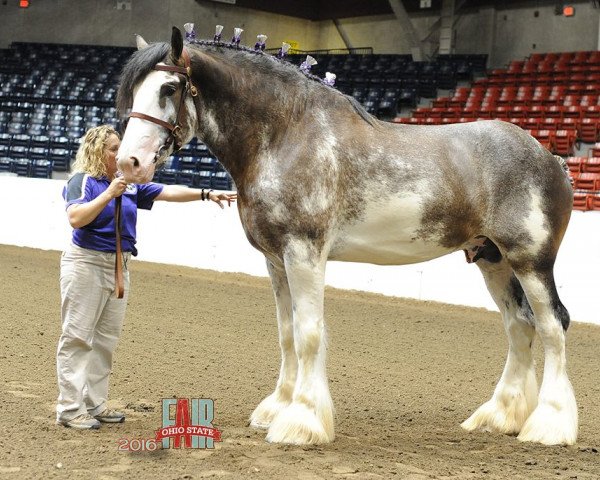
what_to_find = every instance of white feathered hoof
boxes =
[249,392,291,430]
[517,401,578,446]
[461,394,534,436]
[266,402,334,445]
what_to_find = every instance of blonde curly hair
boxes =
[71,125,120,178]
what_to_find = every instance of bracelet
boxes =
[207,189,214,201]
[201,188,205,201]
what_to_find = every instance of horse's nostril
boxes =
[132,157,140,168]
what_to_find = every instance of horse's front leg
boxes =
[266,244,334,445]
[250,258,296,429]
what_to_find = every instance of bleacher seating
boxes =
[287,53,487,118]
[393,49,600,210]
[395,50,600,150]
[0,42,233,189]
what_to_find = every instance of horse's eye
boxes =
[160,83,178,97]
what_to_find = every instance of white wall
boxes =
[0,176,598,326]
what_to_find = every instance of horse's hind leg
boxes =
[266,243,334,444]
[513,268,578,445]
[486,183,577,445]
[462,256,538,435]
[250,258,296,429]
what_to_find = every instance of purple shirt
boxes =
[63,173,164,255]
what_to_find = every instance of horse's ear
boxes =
[135,34,149,50]
[171,26,184,61]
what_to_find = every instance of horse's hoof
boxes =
[249,392,291,430]
[461,395,533,435]
[266,402,334,445]
[517,402,578,446]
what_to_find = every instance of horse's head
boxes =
[116,27,198,183]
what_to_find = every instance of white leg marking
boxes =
[516,274,578,445]
[266,244,334,445]
[462,315,538,435]
[250,260,296,429]
[462,261,538,436]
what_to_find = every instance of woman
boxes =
[57,125,236,429]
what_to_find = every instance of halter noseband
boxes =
[128,47,198,163]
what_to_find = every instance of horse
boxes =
[115,27,577,446]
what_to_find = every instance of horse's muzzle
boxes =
[117,156,155,184]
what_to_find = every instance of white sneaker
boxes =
[59,413,101,430]
[94,408,125,423]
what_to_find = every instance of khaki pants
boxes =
[56,244,130,423]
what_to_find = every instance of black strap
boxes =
[114,196,124,299]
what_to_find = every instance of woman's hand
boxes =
[105,177,128,199]
[208,191,237,209]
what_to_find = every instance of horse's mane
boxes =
[117,42,170,116]
[116,39,375,126]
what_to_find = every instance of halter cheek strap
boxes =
[128,48,198,163]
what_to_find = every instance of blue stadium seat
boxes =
[194,142,209,155]
[49,136,70,149]
[158,168,177,184]
[7,122,25,135]
[30,135,50,149]
[177,155,197,171]
[27,124,46,136]
[9,145,28,158]
[194,170,211,188]
[176,170,195,187]
[211,171,231,190]
[29,146,49,159]
[30,159,53,178]
[198,156,216,172]
[11,158,30,176]
[0,156,11,172]
[11,133,30,147]
[49,148,71,171]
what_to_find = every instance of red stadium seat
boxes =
[566,156,584,173]
[541,118,559,130]
[574,172,600,190]
[557,118,580,135]
[526,129,555,151]
[584,106,600,118]
[590,193,600,211]
[563,106,582,119]
[572,191,590,211]
[523,117,540,130]
[554,130,577,156]
[582,157,600,173]
[580,118,599,143]
[546,106,564,118]
[589,143,600,157]
[529,105,545,118]
[432,97,450,108]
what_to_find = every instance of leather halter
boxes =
[128,48,198,163]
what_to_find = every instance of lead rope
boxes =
[114,195,124,299]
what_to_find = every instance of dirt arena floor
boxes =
[1,244,599,480]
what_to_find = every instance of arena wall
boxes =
[0,0,321,52]
[1,1,598,68]
[1,175,598,326]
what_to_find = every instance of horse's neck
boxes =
[193,56,305,185]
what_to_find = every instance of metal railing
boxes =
[265,47,374,56]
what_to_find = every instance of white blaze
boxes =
[117,68,181,183]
